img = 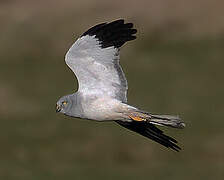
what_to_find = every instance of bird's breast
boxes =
[81,96,127,121]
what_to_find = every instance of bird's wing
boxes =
[116,120,181,151]
[65,19,137,102]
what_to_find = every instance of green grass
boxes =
[1,22,224,180]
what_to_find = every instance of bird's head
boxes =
[56,95,72,114]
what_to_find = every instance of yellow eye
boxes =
[62,101,67,105]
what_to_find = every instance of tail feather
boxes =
[116,120,181,151]
[150,114,185,129]
[128,110,185,129]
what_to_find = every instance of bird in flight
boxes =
[56,19,185,151]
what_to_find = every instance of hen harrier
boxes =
[56,19,185,151]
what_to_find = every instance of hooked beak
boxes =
[56,104,61,113]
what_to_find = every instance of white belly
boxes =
[81,96,128,121]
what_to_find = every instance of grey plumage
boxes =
[56,19,185,151]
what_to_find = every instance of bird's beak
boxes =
[56,104,61,113]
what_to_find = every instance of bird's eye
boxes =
[62,101,67,105]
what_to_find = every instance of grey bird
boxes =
[56,19,185,151]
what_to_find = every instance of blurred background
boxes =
[1,0,224,179]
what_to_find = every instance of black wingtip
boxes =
[116,121,182,152]
[81,19,137,48]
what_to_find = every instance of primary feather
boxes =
[65,19,137,102]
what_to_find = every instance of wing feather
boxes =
[116,121,181,151]
[65,19,137,102]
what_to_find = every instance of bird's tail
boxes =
[115,110,185,151]
[127,110,185,129]
[149,114,185,129]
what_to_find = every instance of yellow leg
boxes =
[129,115,146,122]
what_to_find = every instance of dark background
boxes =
[1,0,224,179]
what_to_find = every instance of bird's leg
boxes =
[129,115,146,121]
[127,111,151,122]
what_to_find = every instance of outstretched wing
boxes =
[65,19,137,102]
[116,121,181,151]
